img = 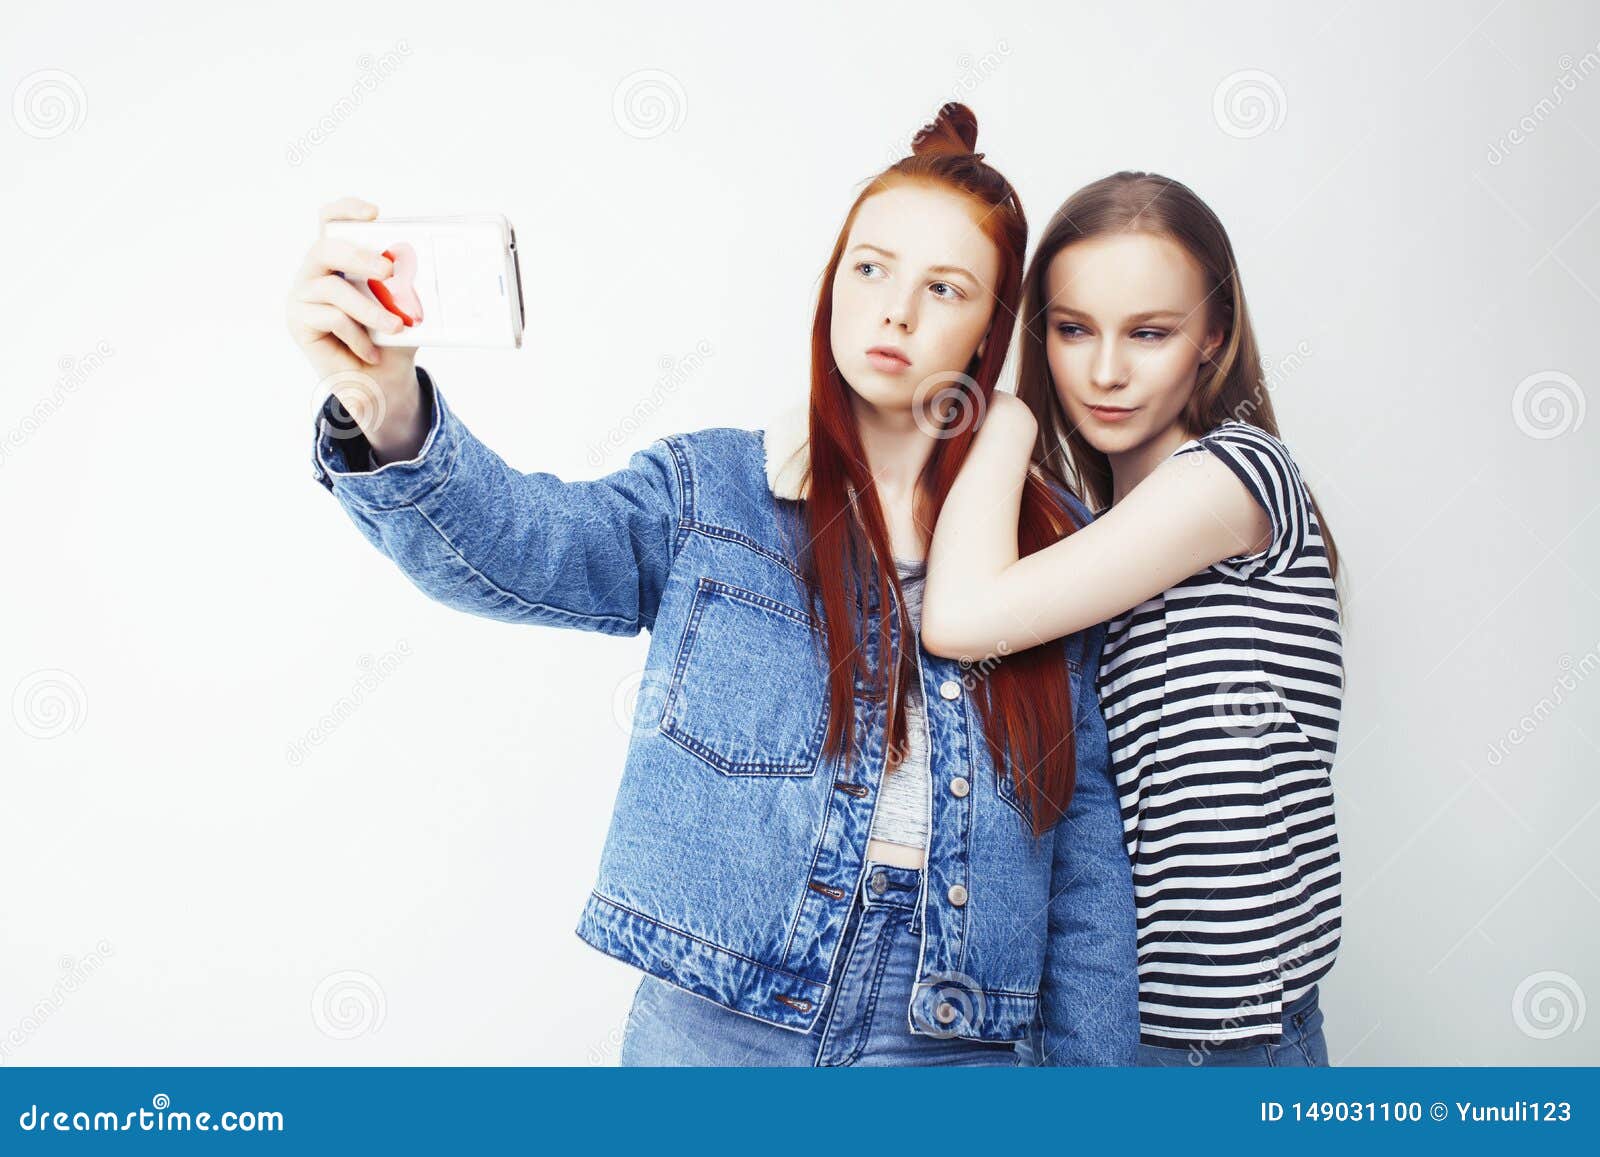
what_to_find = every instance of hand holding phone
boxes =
[321,213,524,349]
[286,197,431,462]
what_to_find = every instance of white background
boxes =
[2,0,1596,1065]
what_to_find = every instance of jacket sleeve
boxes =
[1036,633,1140,1066]
[310,365,685,636]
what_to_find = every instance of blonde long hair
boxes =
[1015,170,1341,587]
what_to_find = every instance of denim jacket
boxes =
[310,367,1138,1064]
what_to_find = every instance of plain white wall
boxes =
[2,0,1596,1065]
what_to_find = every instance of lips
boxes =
[867,345,910,365]
[367,242,424,327]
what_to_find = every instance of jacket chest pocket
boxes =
[660,578,830,776]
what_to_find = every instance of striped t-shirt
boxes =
[1097,420,1343,1048]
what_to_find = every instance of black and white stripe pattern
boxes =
[1098,421,1343,1048]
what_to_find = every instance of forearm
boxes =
[313,368,682,635]
[923,404,1032,654]
[926,424,1273,656]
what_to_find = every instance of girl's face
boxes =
[830,182,999,418]
[1043,231,1223,455]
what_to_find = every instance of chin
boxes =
[840,365,910,410]
[1068,411,1144,454]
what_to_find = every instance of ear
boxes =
[1200,328,1224,363]
[976,335,988,359]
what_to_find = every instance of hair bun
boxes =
[910,102,980,159]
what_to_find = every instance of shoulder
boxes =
[664,424,764,455]
[1190,420,1302,476]
[654,424,767,486]
[1176,421,1316,579]
[611,399,809,510]
[1207,419,1295,452]
[984,388,1038,434]
[1173,420,1309,508]
[657,424,806,526]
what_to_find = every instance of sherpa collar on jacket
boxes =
[760,402,812,501]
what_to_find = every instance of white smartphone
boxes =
[322,213,524,349]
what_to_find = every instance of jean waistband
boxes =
[859,860,923,911]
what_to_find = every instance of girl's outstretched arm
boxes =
[921,391,1272,658]
[314,367,684,638]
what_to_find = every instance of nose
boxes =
[884,285,917,333]
[1089,336,1127,391]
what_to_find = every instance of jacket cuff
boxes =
[310,365,454,509]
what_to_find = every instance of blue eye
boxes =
[856,261,884,278]
[930,281,962,300]
[1054,322,1086,338]
[1132,329,1167,341]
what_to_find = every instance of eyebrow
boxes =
[1048,305,1187,323]
[848,244,979,284]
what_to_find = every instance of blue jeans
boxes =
[1135,984,1330,1067]
[619,860,1022,1066]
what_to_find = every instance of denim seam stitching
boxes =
[781,759,848,969]
[833,912,900,1066]
[659,579,829,775]
[406,501,643,632]
[587,890,826,992]
[684,521,806,582]
[662,434,694,559]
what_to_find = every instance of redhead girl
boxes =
[923,172,1343,1067]
[285,105,1138,1067]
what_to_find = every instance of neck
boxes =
[1107,420,1197,506]
[848,392,938,560]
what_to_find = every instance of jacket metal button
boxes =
[949,776,970,797]
[870,870,888,895]
[939,679,961,700]
[935,1001,957,1024]
[947,883,968,906]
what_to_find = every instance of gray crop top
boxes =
[866,557,932,853]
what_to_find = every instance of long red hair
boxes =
[797,103,1084,838]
